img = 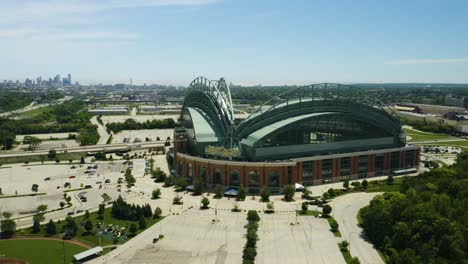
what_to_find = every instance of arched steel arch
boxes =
[182,77,234,130]
[237,83,401,137]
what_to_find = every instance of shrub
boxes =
[283,185,295,201]
[322,204,332,216]
[154,207,163,219]
[237,185,246,201]
[152,188,161,199]
[247,210,260,222]
[260,187,270,202]
[214,185,223,199]
[201,196,210,209]
[173,195,183,205]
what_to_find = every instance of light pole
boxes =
[225,226,228,248]
[309,224,313,248]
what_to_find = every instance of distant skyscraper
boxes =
[68,73,72,85]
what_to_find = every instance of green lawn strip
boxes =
[17,207,162,247]
[0,192,46,199]
[337,244,355,264]
[364,177,403,193]
[0,239,86,264]
[417,140,468,148]
[64,187,87,193]
[403,127,454,142]
[297,210,320,216]
[327,217,342,237]
[0,152,84,165]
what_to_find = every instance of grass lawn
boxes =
[0,239,86,264]
[417,140,468,148]
[364,177,403,193]
[18,106,52,118]
[18,207,162,247]
[403,127,454,142]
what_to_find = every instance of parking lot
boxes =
[0,157,149,220]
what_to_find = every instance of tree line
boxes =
[106,118,176,133]
[111,195,153,221]
[360,152,468,264]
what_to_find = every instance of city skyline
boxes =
[1,0,468,85]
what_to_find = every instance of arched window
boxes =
[248,170,260,188]
[268,170,280,188]
[213,168,222,185]
[187,163,193,177]
[199,166,206,179]
[230,170,240,187]
[178,160,184,175]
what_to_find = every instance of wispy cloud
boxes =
[0,0,218,22]
[385,58,468,65]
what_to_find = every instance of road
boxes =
[0,96,73,118]
[330,192,383,264]
[90,116,111,145]
[0,141,164,158]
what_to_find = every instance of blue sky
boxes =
[1,0,467,85]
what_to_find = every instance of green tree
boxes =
[0,217,16,237]
[64,216,78,236]
[84,210,90,219]
[362,180,369,190]
[301,202,308,213]
[247,210,260,222]
[0,130,16,150]
[152,188,161,199]
[139,217,147,229]
[84,220,93,234]
[343,179,350,189]
[48,149,57,159]
[387,175,394,185]
[193,179,204,196]
[174,177,187,190]
[32,219,41,233]
[283,185,295,201]
[24,136,42,150]
[322,204,332,217]
[173,195,183,205]
[80,156,85,164]
[45,220,57,235]
[237,185,246,201]
[153,207,162,219]
[31,184,39,192]
[260,187,270,202]
[129,223,137,234]
[214,185,223,199]
[201,196,210,209]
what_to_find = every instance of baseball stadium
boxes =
[171,77,420,193]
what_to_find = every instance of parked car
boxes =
[44,177,51,181]
[84,184,92,189]
[76,209,84,213]
[69,175,76,179]
[70,165,76,169]
[67,211,75,216]
[104,179,111,183]
[64,182,71,188]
